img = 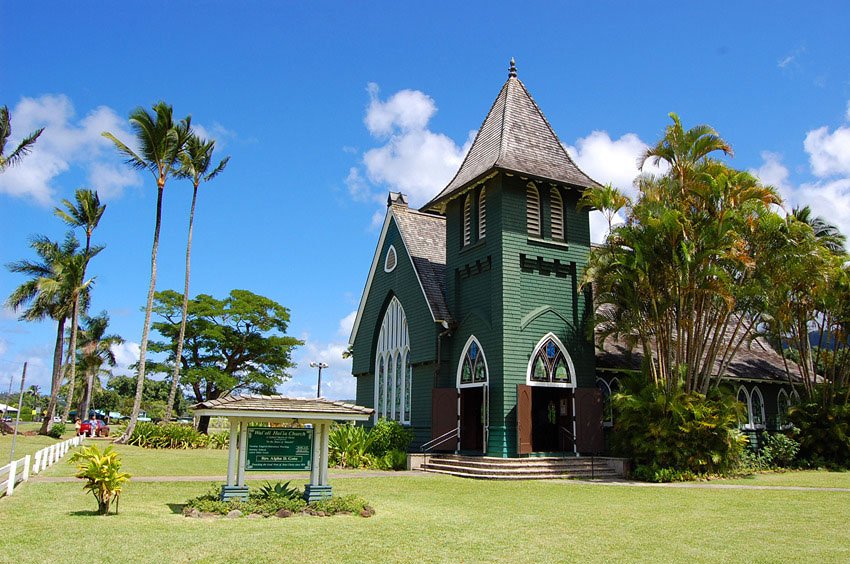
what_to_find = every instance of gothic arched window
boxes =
[527,333,576,387]
[458,336,488,386]
[374,297,411,424]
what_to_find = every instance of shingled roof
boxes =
[596,332,805,384]
[192,394,373,420]
[391,203,451,323]
[423,60,600,213]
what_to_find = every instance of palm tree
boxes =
[163,135,229,421]
[0,105,44,172]
[76,312,123,419]
[792,205,846,255]
[103,102,191,442]
[55,188,106,421]
[5,233,90,434]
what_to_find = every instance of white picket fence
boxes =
[1,435,84,497]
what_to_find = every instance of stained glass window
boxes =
[777,390,790,428]
[528,336,574,385]
[751,387,765,427]
[459,337,487,386]
[597,378,613,425]
[374,297,411,424]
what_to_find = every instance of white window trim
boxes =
[526,332,577,388]
[596,377,613,427]
[374,297,410,424]
[456,335,489,389]
[750,386,766,429]
[777,389,793,430]
[383,244,397,273]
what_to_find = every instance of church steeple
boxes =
[422,60,600,213]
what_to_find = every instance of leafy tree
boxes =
[150,289,303,432]
[6,233,96,433]
[105,374,186,420]
[0,105,43,172]
[103,102,191,442]
[54,188,106,421]
[584,114,780,394]
[76,312,123,419]
[68,445,131,515]
[164,135,229,421]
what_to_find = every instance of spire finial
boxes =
[509,57,517,78]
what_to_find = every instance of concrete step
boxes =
[421,467,621,480]
[419,453,625,480]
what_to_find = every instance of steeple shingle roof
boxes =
[423,61,600,213]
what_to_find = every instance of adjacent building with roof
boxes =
[348,60,798,458]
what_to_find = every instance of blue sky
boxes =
[2,1,850,400]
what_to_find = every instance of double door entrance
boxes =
[430,386,488,454]
[517,385,574,454]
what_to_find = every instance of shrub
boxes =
[68,445,131,515]
[258,481,301,500]
[761,433,800,468]
[328,423,374,468]
[613,377,745,479]
[184,488,371,517]
[789,391,850,468]
[632,464,697,483]
[367,419,414,457]
[375,448,408,470]
[125,421,228,449]
[47,423,65,439]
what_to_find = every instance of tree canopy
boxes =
[149,289,303,430]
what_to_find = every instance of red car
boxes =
[79,419,109,437]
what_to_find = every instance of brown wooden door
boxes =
[517,384,532,455]
[574,387,604,454]
[431,388,458,451]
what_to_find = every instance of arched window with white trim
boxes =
[550,187,564,241]
[527,333,576,387]
[457,336,488,387]
[527,183,541,237]
[596,378,613,426]
[374,297,411,424]
[737,386,750,428]
[750,386,766,428]
[777,389,791,429]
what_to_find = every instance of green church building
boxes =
[349,61,799,461]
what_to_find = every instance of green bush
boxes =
[125,421,228,449]
[375,448,408,470]
[47,423,65,439]
[789,390,850,468]
[761,432,800,468]
[632,464,697,483]
[184,488,371,517]
[258,481,301,500]
[68,445,131,515]
[613,377,745,480]
[328,423,375,468]
[367,419,414,457]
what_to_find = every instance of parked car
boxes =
[79,419,109,437]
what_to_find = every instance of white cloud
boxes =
[0,338,7,357]
[804,124,850,178]
[566,131,665,243]
[0,95,141,204]
[846,101,850,122]
[778,55,794,69]
[338,310,357,338]
[111,341,140,373]
[282,337,355,400]
[750,151,791,194]
[796,178,850,237]
[191,121,236,151]
[346,84,474,214]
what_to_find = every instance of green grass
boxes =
[1,475,849,563]
[718,469,850,489]
[0,424,76,462]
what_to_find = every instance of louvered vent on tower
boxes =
[463,194,472,246]
[550,187,564,240]
[478,187,487,239]
[526,183,541,237]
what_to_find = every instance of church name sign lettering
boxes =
[246,428,313,471]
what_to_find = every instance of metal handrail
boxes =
[421,426,459,452]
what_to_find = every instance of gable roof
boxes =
[192,394,372,420]
[349,200,450,345]
[423,60,600,213]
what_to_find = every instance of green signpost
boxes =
[245,428,313,471]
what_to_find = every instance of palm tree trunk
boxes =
[39,317,67,435]
[81,368,94,421]
[61,296,81,421]
[165,183,198,421]
[117,184,164,443]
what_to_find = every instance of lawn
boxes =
[3,435,850,562]
[2,474,849,563]
[718,470,850,489]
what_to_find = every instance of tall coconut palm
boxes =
[163,135,229,421]
[76,312,124,419]
[0,105,44,172]
[55,188,106,421]
[5,233,94,434]
[103,102,191,442]
[792,205,846,255]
